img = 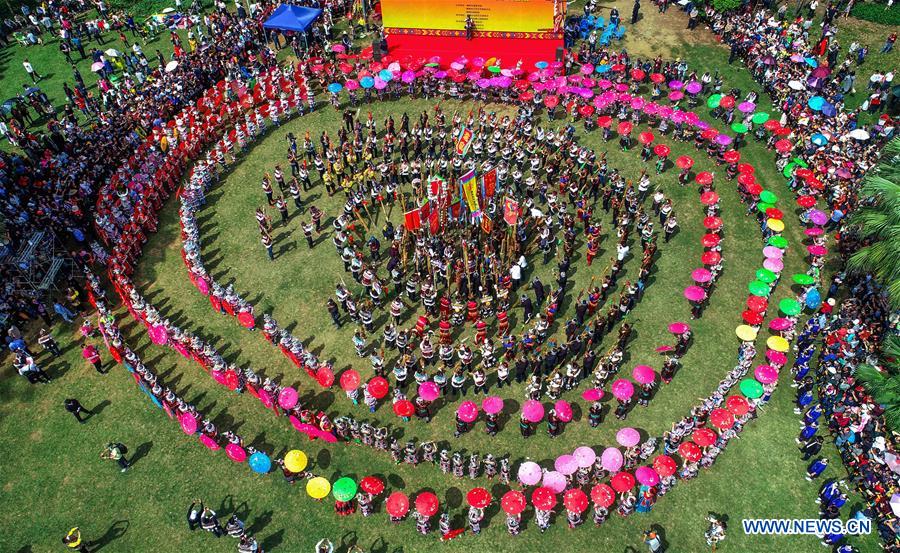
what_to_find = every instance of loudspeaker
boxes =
[555,47,565,62]
[373,39,384,61]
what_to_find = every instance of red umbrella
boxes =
[737,163,755,174]
[710,408,735,429]
[744,183,763,196]
[617,121,633,135]
[563,489,589,513]
[415,492,440,516]
[501,490,527,515]
[630,68,646,81]
[719,95,735,109]
[467,487,492,508]
[393,399,414,417]
[701,233,721,248]
[806,177,824,190]
[723,150,740,163]
[774,139,793,153]
[611,472,636,493]
[701,251,721,265]
[367,376,389,399]
[700,191,719,205]
[678,441,702,462]
[386,492,409,517]
[591,483,616,507]
[692,427,717,447]
[774,127,792,136]
[520,91,534,102]
[653,455,677,477]
[653,144,670,157]
[766,207,784,220]
[597,115,613,127]
[797,195,817,208]
[695,171,714,185]
[611,63,625,72]
[701,129,719,140]
[703,216,722,230]
[650,73,665,83]
[747,296,768,313]
[763,119,781,131]
[676,155,694,169]
[639,131,655,144]
[579,105,595,117]
[543,95,559,108]
[360,476,384,495]
[726,395,750,416]
[796,168,814,179]
[742,310,764,325]
[737,173,756,187]
[531,487,557,510]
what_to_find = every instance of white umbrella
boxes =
[848,129,870,140]
[165,60,179,73]
[530,208,544,218]
[104,48,121,57]
[161,7,176,13]
[891,493,900,516]
[787,80,805,91]
[885,452,900,475]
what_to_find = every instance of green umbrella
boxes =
[792,273,815,285]
[740,378,764,399]
[792,156,809,168]
[759,190,779,204]
[779,298,802,315]
[751,112,770,124]
[425,62,439,67]
[332,477,358,501]
[748,280,770,297]
[756,268,776,283]
[731,123,748,133]
[768,236,789,248]
[757,202,774,213]
[782,162,796,178]
[707,94,722,108]
[488,65,502,73]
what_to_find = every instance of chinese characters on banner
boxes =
[503,198,520,225]
[460,169,479,212]
[455,127,474,156]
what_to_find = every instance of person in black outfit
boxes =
[187,499,203,530]
[631,0,640,24]
[520,295,534,323]
[532,277,545,305]
[326,299,341,328]
[65,398,92,423]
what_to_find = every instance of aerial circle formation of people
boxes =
[1,0,898,552]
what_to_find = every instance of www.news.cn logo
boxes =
[742,518,872,536]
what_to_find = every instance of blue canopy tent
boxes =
[262,4,322,48]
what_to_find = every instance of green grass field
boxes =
[0,2,895,552]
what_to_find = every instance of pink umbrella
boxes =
[763,258,784,273]
[684,286,707,302]
[763,246,784,259]
[738,101,756,113]
[457,400,479,423]
[482,396,504,415]
[668,322,690,334]
[805,227,824,236]
[809,210,828,225]
[611,379,634,400]
[573,446,597,468]
[616,427,641,447]
[542,470,567,493]
[523,399,545,423]
[555,454,579,475]
[668,90,684,101]
[582,388,604,401]
[769,318,794,331]
[767,350,788,366]
[401,70,416,83]
[632,365,656,385]
[807,245,828,256]
[419,381,439,401]
[601,447,624,471]
[554,400,573,422]
[692,268,712,283]
[754,365,779,384]
[345,79,360,90]
[226,443,247,463]
[518,461,542,485]
[635,466,661,486]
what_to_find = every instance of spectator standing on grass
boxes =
[201,507,224,537]
[63,527,90,552]
[39,329,62,356]
[22,58,40,83]
[65,398,92,423]
[187,499,203,530]
[15,352,51,383]
[82,344,104,373]
[100,442,130,472]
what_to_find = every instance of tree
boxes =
[711,0,742,12]
[855,335,900,432]
[847,137,900,309]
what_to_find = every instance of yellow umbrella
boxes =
[766,219,785,232]
[306,476,331,499]
[735,325,758,341]
[766,335,790,352]
[284,450,308,473]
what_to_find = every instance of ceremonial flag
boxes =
[450,200,462,219]
[455,127,474,156]
[404,208,421,231]
[419,199,431,222]
[460,169,479,212]
[482,168,497,199]
[503,198,520,226]
[429,209,441,234]
[481,216,493,234]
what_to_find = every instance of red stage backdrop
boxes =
[382,0,564,67]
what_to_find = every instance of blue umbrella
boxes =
[360,76,375,89]
[821,103,836,117]
[810,133,828,146]
[804,57,818,68]
[378,69,393,82]
[535,61,549,69]
[807,96,825,111]
[596,64,610,74]
[327,82,343,94]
